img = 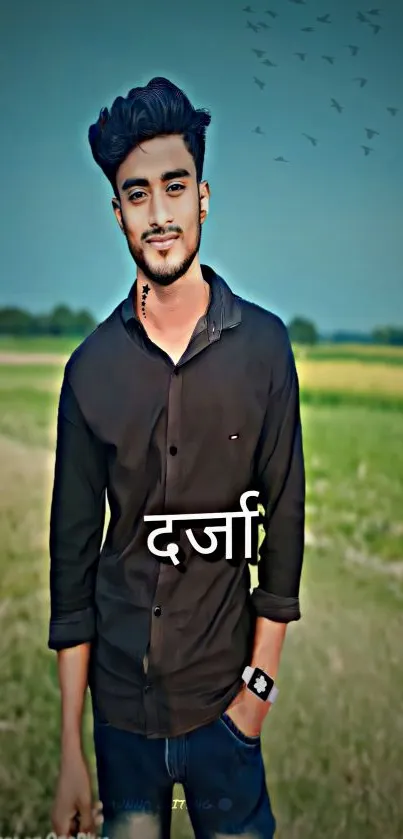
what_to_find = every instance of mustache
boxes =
[142,227,182,241]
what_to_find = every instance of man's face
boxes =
[112,134,210,286]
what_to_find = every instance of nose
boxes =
[148,191,173,230]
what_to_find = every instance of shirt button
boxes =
[169,445,177,456]
[153,605,162,617]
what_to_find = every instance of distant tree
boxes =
[287,316,319,345]
[0,304,97,336]
[32,313,52,335]
[74,309,98,334]
[331,330,372,344]
[0,307,35,335]
[48,304,75,335]
[372,326,403,346]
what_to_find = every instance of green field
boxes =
[0,340,402,838]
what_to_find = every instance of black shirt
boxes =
[48,264,305,738]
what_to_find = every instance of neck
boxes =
[135,261,210,334]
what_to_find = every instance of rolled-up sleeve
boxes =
[250,319,305,623]
[48,369,107,650]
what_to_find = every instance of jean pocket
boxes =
[219,711,261,747]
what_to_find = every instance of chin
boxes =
[151,267,187,285]
[131,237,200,284]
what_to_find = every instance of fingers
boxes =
[93,799,104,830]
[72,800,104,838]
[52,800,104,838]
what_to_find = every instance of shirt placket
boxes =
[143,366,183,734]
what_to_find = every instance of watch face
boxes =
[249,667,274,700]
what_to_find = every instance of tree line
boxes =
[287,317,403,346]
[0,306,402,346]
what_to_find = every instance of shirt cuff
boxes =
[250,587,301,622]
[48,605,95,650]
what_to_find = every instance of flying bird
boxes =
[252,48,265,57]
[346,44,359,56]
[252,126,265,134]
[302,133,318,146]
[257,20,270,28]
[317,14,331,23]
[353,77,368,87]
[356,11,369,22]
[369,23,381,33]
[387,107,398,116]
[294,52,307,61]
[301,27,315,32]
[365,127,379,139]
[367,8,380,13]
[253,77,266,89]
[274,156,289,162]
[246,20,259,32]
[322,55,335,64]
[262,58,277,66]
[243,5,255,11]
[289,0,305,4]
[331,98,343,113]
[361,146,373,155]
[265,9,278,16]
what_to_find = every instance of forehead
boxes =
[117,134,195,185]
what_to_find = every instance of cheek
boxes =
[185,208,201,238]
[124,210,146,242]
[181,226,198,248]
[127,228,144,249]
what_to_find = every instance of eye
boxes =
[128,183,185,202]
[128,191,145,201]
[167,183,185,193]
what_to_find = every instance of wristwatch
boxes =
[242,665,279,703]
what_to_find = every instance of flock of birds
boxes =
[241,4,399,162]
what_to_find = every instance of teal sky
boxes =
[0,0,402,333]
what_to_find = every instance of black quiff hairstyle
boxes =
[88,77,212,199]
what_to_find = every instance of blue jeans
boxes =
[92,703,276,839]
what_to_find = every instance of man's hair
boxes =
[88,77,211,198]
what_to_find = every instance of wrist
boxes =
[61,726,83,757]
[242,664,279,704]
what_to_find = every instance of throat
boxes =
[137,279,210,329]
[135,278,211,363]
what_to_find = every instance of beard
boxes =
[122,212,202,288]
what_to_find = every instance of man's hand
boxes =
[225,683,271,738]
[51,747,103,837]
[224,617,287,738]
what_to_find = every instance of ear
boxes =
[112,197,125,233]
[199,180,210,224]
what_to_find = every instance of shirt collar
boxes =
[120,263,242,342]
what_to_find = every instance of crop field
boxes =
[0,338,402,838]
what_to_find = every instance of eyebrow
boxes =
[121,168,192,191]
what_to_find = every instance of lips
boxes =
[147,234,179,242]
[147,235,179,251]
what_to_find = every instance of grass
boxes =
[298,358,403,395]
[294,342,403,366]
[0,334,87,354]
[0,342,402,837]
[2,334,403,360]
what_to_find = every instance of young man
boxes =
[48,76,305,839]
